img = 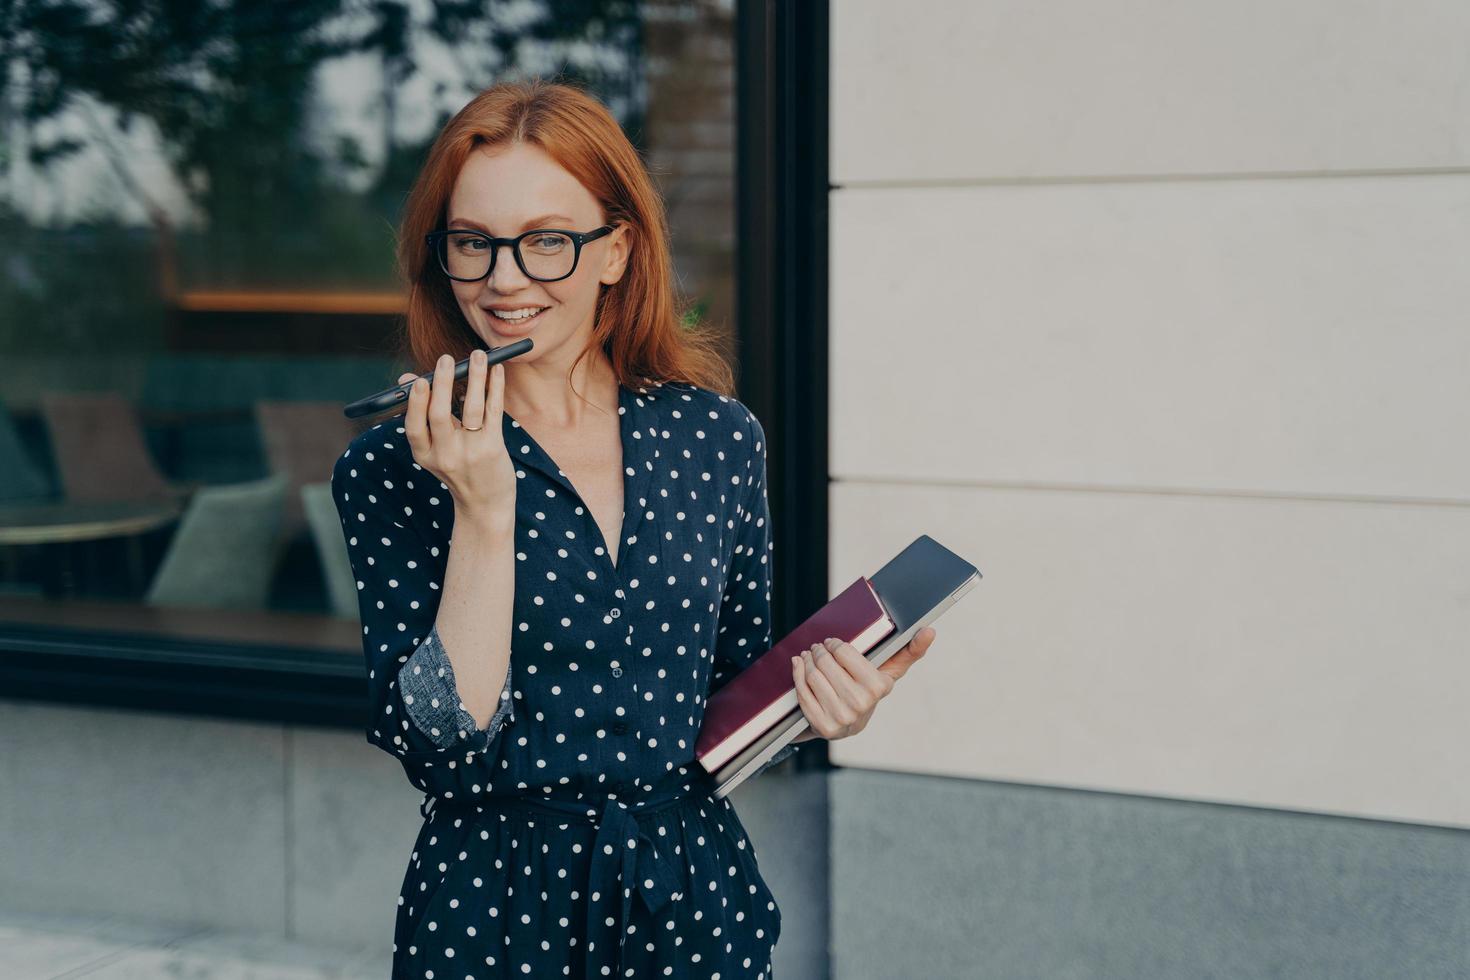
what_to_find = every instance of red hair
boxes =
[394,78,737,406]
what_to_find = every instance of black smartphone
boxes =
[342,338,534,420]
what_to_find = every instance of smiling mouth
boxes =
[488,307,549,329]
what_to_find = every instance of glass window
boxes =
[0,1,736,662]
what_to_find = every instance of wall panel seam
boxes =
[832,166,1470,191]
[829,475,1470,508]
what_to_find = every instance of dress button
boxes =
[612,721,628,735]
[610,666,623,677]
[609,608,621,618]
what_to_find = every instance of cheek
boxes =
[450,281,479,312]
[542,278,598,322]
[545,276,585,307]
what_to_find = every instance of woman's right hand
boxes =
[397,350,517,523]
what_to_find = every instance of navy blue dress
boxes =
[330,378,798,980]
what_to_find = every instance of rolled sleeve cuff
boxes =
[397,624,514,751]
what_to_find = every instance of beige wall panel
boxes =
[830,176,1470,500]
[824,482,1470,829]
[832,0,1470,182]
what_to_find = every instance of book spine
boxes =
[697,688,802,772]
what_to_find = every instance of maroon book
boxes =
[696,576,894,773]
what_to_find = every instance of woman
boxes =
[331,78,936,979]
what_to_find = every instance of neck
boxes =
[504,349,620,427]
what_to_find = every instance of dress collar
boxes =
[499,379,668,573]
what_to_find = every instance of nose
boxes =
[486,242,532,293]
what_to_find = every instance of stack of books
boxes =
[697,534,982,797]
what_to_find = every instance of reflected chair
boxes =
[300,482,360,620]
[38,391,186,503]
[144,473,289,610]
[253,400,358,541]
[0,398,54,502]
[0,399,56,594]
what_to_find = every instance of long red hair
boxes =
[394,78,737,405]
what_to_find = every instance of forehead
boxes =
[448,141,601,230]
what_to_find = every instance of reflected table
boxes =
[0,499,186,597]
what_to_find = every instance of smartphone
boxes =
[342,338,534,420]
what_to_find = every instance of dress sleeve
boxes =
[330,442,514,782]
[709,409,800,776]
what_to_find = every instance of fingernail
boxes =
[791,656,800,670]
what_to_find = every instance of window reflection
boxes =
[0,0,736,642]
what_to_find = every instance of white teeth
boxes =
[491,307,546,322]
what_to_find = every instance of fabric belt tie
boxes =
[421,788,694,980]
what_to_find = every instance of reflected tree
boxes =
[0,0,643,312]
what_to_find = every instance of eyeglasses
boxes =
[425,224,617,283]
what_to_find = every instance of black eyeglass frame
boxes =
[424,223,618,283]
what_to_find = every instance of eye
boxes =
[526,233,570,253]
[449,234,487,253]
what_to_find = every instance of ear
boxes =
[598,224,632,286]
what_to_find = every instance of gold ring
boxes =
[463,423,483,431]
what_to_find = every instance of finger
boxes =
[427,353,457,442]
[791,655,833,737]
[878,627,937,684]
[461,349,487,430]
[488,356,504,422]
[403,373,431,456]
[485,360,508,451]
[825,638,894,698]
[811,642,874,713]
[802,649,858,727]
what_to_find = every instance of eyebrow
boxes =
[446,214,576,233]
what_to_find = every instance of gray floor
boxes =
[0,910,387,980]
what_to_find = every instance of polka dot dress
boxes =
[330,379,798,979]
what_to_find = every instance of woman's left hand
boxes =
[790,627,937,742]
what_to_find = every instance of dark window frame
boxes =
[735,0,831,768]
[0,1,832,740]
